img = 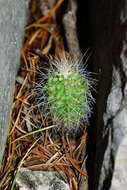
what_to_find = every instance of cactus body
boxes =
[42,54,93,130]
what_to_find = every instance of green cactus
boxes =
[43,55,90,130]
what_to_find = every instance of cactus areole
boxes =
[43,54,91,130]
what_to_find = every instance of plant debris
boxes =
[0,1,88,189]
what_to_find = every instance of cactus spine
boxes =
[42,53,93,131]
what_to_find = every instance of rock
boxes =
[0,0,29,167]
[98,67,127,189]
[16,168,70,190]
[62,0,82,59]
[89,0,127,189]
[110,134,127,190]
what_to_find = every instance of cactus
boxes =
[41,53,93,131]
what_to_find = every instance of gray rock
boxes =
[90,0,127,189]
[110,135,127,190]
[99,68,127,189]
[16,168,70,190]
[0,0,29,167]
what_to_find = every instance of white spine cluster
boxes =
[33,52,95,132]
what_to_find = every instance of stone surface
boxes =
[89,0,127,189]
[63,0,82,59]
[110,134,127,190]
[0,0,29,166]
[98,66,127,189]
[16,168,70,190]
